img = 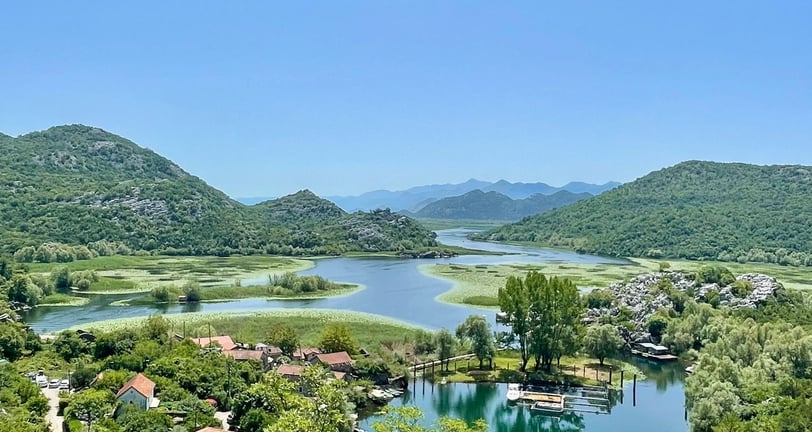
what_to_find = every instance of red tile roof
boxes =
[116,373,155,398]
[191,336,237,351]
[223,350,265,361]
[293,347,321,359]
[277,364,305,377]
[316,351,354,366]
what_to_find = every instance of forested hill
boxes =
[411,189,591,221]
[475,161,812,265]
[0,125,437,257]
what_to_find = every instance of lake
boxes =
[24,229,687,431]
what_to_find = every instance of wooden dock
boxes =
[630,349,678,361]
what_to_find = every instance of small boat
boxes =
[439,378,447,385]
[685,365,695,375]
[506,383,522,402]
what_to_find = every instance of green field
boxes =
[68,309,424,349]
[117,282,363,306]
[28,255,314,294]
[425,258,812,307]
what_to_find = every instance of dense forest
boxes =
[477,161,812,266]
[0,125,437,257]
[409,189,591,221]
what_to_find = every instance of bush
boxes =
[585,289,614,309]
[183,283,201,302]
[647,314,670,340]
[731,280,753,298]
[151,286,170,302]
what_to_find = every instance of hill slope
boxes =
[475,161,812,265]
[412,189,591,221]
[0,125,437,256]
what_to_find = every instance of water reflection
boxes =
[360,359,687,432]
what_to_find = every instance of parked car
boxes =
[36,377,48,388]
[49,379,60,388]
[59,380,70,390]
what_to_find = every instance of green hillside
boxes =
[0,125,437,257]
[413,189,591,221]
[475,161,812,265]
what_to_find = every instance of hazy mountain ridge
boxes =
[475,161,812,265]
[409,189,592,221]
[0,125,437,256]
[240,179,618,211]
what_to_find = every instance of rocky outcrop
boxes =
[586,271,781,343]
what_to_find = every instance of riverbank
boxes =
[424,257,812,307]
[64,309,425,346]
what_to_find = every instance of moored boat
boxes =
[506,383,522,402]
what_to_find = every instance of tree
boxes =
[319,324,359,355]
[183,282,201,302]
[0,325,25,361]
[53,331,88,361]
[5,274,42,307]
[141,315,169,343]
[455,315,496,369]
[266,325,299,357]
[372,406,488,432]
[647,314,670,340]
[71,361,98,390]
[583,324,624,366]
[51,266,72,292]
[117,405,173,432]
[413,330,436,355]
[527,274,585,371]
[435,329,456,372]
[498,274,532,371]
[65,389,114,431]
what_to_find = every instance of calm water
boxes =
[23,229,687,431]
[359,356,686,432]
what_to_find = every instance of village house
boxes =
[314,351,355,373]
[223,349,270,369]
[293,347,322,362]
[276,364,347,382]
[116,373,158,411]
[190,336,237,351]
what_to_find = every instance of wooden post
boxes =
[422,364,426,394]
[583,365,586,376]
[609,369,613,385]
[633,374,637,407]
[621,370,625,386]
[595,369,598,381]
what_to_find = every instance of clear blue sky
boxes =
[2,1,810,197]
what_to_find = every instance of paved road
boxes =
[41,387,63,432]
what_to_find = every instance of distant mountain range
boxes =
[404,189,592,221]
[239,179,620,212]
